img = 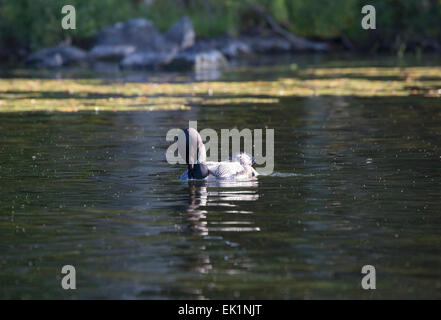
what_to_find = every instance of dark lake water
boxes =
[1,55,441,299]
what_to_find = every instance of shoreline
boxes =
[3,13,440,71]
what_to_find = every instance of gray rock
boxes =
[169,49,228,70]
[183,33,322,58]
[89,17,199,68]
[26,45,87,68]
[164,16,195,50]
[220,39,251,58]
[188,35,291,56]
[89,18,166,60]
[194,50,228,70]
[94,18,159,47]
[191,33,323,56]
[120,46,179,69]
[89,45,136,60]
[190,36,251,58]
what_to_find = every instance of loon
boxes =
[178,128,258,180]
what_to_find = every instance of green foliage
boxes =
[141,0,243,38]
[283,0,358,37]
[188,1,242,38]
[263,0,289,23]
[345,0,441,51]
[0,0,139,51]
[1,0,441,54]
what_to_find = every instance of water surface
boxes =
[1,55,441,299]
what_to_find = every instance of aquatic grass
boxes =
[1,66,441,112]
[299,67,441,80]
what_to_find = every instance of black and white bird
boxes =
[177,128,258,180]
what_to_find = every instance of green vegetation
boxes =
[1,0,441,56]
[1,65,441,112]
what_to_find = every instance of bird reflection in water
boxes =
[185,178,260,236]
[183,179,260,279]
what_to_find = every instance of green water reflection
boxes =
[1,55,441,299]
